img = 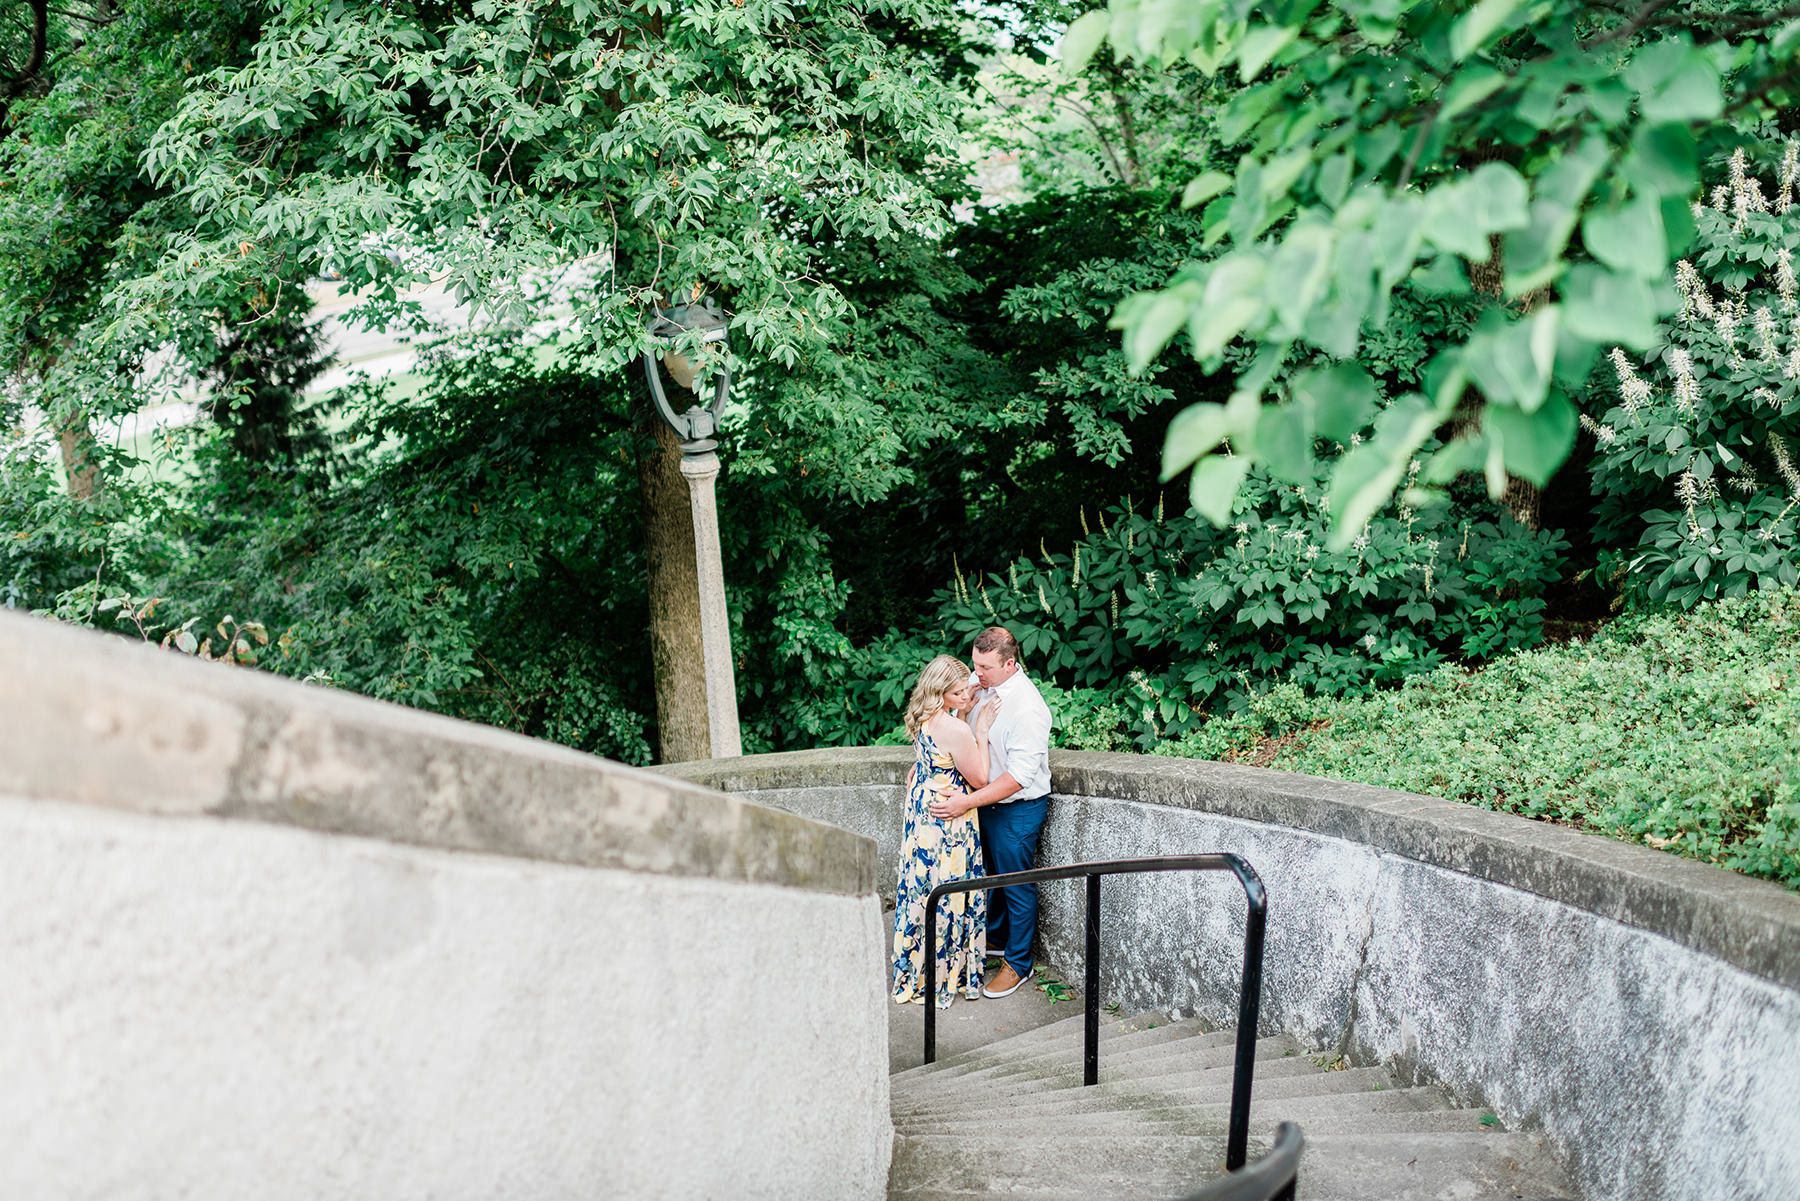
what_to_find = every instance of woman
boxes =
[890,654,1001,1008]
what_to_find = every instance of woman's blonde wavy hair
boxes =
[904,654,972,739]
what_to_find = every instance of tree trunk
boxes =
[1469,230,1543,529]
[57,408,99,500]
[638,415,712,762]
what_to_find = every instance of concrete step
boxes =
[892,1014,1209,1088]
[896,1064,1401,1123]
[891,1032,1303,1105]
[888,1132,1229,1201]
[896,1086,1453,1137]
[889,1129,1567,1201]
[1298,1132,1576,1200]
[888,1010,1171,1084]
[893,1049,1327,1116]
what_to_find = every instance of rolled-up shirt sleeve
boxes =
[1001,700,1054,799]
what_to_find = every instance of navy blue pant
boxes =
[979,797,1049,975]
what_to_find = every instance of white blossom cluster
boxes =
[1729,148,1771,232]
[1610,347,1652,415]
[1665,347,1701,415]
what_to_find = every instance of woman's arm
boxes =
[934,716,990,790]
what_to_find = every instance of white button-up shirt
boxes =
[970,669,1053,802]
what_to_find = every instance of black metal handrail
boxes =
[923,853,1268,1172]
[1176,1122,1302,1201]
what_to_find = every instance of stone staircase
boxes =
[888,1009,1576,1201]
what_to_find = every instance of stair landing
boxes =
[887,1004,1577,1201]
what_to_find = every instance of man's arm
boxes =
[929,772,1019,819]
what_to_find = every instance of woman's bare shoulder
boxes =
[927,712,974,745]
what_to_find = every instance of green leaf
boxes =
[1327,393,1440,546]
[1487,389,1578,486]
[1340,0,1403,44]
[1189,252,1269,359]
[1441,65,1508,121]
[1162,402,1235,480]
[1220,85,1280,144]
[1776,18,1800,59]
[1376,195,1426,289]
[1421,435,1488,485]
[1582,194,1668,278]
[1256,404,1313,484]
[1562,264,1658,349]
[1266,222,1334,335]
[1291,363,1379,442]
[1260,150,1311,203]
[1317,153,1352,209]
[1238,24,1298,82]
[1624,124,1698,199]
[1182,171,1234,210]
[1660,194,1697,259]
[1552,322,1600,389]
[1625,39,1724,124]
[1412,255,1470,294]
[1504,135,1611,291]
[1115,283,1200,373]
[1424,163,1530,261]
[1450,0,1526,61]
[1061,10,1111,77]
[1189,454,1252,525]
[1464,306,1560,413]
[1354,124,1404,178]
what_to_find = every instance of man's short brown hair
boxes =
[973,626,1021,664]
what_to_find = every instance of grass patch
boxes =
[1156,589,1800,891]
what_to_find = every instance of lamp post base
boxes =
[680,450,742,760]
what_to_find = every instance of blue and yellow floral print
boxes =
[891,726,987,1008]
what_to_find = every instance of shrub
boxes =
[1184,589,1800,891]
[1586,145,1800,607]
[898,464,1565,749]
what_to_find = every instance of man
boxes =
[929,625,1053,999]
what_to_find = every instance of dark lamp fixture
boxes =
[643,301,730,456]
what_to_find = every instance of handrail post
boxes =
[1084,872,1101,1087]
[1224,866,1268,1172]
[923,890,939,1064]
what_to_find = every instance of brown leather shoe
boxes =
[982,963,1028,998]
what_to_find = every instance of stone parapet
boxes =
[0,609,874,896]
[0,611,889,1201]
[666,746,1800,1201]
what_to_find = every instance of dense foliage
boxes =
[4,0,1799,889]
[1071,0,1800,539]
[846,471,1564,748]
[1160,588,1800,892]
[1585,149,1800,606]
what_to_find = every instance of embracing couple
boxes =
[890,625,1054,1009]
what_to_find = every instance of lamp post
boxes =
[643,301,741,759]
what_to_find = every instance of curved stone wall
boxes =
[662,747,1800,1201]
[0,613,889,1201]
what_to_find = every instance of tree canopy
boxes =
[1,0,1797,809]
[1064,0,1800,540]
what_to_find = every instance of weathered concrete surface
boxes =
[0,612,893,1200]
[886,940,1077,1073]
[663,746,1800,992]
[0,796,890,1201]
[669,748,1800,1201]
[888,1012,1577,1201]
[0,609,874,896]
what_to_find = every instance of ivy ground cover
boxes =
[1158,588,1800,892]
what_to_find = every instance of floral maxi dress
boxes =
[891,726,987,1008]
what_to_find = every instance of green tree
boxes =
[99,0,964,758]
[0,2,269,620]
[1060,0,1800,541]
